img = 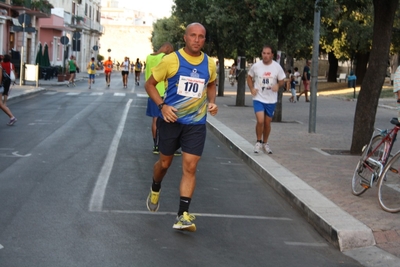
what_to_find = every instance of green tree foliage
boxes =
[151,0,400,154]
[151,16,185,51]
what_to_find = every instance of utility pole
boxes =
[309,0,321,133]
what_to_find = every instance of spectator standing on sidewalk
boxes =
[247,45,285,154]
[297,60,311,102]
[287,69,297,103]
[0,63,17,125]
[144,42,174,154]
[144,22,218,232]
[86,57,97,89]
[293,67,301,88]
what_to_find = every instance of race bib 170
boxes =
[177,76,205,98]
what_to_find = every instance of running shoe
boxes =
[173,212,196,232]
[254,142,262,153]
[88,85,91,89]
[174,149,182,156]
[263,143,273,154]
[146,188,160,212]
[7,117,17,126]
[153,146,159,155]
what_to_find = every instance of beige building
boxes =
[100,0,159,65]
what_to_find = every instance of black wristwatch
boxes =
[158,102,165,110]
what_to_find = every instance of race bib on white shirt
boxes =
[258,75,275,91]
[177,76,205,98]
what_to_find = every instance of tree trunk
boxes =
[354,52,369,86]
[217,52,225,96]
[327,52,338,82]
[350,0,399,154]
[235,48,246,106]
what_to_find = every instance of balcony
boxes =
[11,0,53,16]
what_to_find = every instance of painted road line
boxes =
[100,210,292,221]
[89,99,133,212]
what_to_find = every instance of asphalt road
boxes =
[0,73,363,266]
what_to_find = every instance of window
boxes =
[85,3,88,16]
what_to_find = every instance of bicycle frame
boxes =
[362,123,400,188]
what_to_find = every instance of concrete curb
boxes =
[206,115,375,252]
[9,87,46,101]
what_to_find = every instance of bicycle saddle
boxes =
[390,117,400,126]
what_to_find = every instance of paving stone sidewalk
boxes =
[209,81,400,260]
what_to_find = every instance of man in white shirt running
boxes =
[247,45,286,154]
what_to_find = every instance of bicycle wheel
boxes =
[352,135,385,196]
[378,151,400,212]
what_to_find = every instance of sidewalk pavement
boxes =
[7,74,400,266]
[8,71,96,99]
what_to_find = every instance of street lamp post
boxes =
[309,0,321,133]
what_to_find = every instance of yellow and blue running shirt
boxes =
[151,48,217,125]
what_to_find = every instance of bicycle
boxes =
[352,117,400,212]
[377,141,400,213]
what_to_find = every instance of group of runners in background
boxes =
[103,57,144,88]
[67,55,145,89]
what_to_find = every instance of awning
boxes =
[40,25,74,32]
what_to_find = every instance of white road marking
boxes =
[114,93,126,96]
[0,244,3,249]
[66,92,80,96]
[89,99,133,212]
[220,161,243,165]
[90,92,104,96]
[100,210,292,221]
[28,123,52,125]
[311,147,331,156]
[12,151,31,157]
[136,93,148,98]
[44,92,58,95]
[284,241,328,247]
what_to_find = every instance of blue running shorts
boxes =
[253,100,276,118]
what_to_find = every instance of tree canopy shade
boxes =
[151,0,400,153]
[150,16,184,52]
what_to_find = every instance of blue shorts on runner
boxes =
[253,100,276,118]
[157,118,206,156]
[89,74,95,79]
[146,98,161,117]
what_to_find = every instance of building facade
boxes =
[0,0,103,73]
